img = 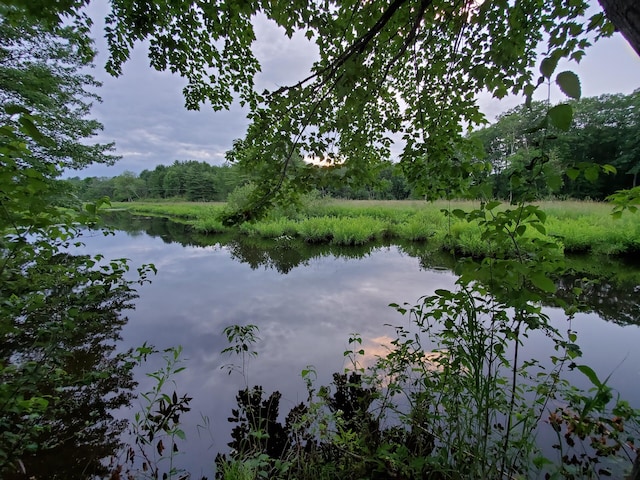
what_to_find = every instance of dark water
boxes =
[80,214,640,477]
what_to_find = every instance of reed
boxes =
[115,199,640,257]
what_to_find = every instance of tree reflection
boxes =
[102,212,640,326]
[556,273,640,327]
[1,247,139,479]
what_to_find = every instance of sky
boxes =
[76,4,640,178]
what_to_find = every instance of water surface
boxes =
[82,215,640,477]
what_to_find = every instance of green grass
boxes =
[114,199,640,257]
[112,201,225,220]
[240,217,298,238]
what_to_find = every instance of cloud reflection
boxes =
[74,220,640,476]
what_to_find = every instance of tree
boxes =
[0,7,144,476]
[0,6,118,171]
[184,161,216,201]
[471,91,640,200]
[112,170,147,201]
[559,91,640,197]
[141,165,168,198]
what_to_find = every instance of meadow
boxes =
[112,199,640,257]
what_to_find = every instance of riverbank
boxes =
[111,199,640,257]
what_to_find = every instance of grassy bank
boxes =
[111,199,640,256]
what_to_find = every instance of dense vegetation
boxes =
[2,0,640,478]
[472,92,640,200]
[117,199,640,257]
[0,5,151,477]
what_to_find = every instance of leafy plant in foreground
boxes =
[117,345,192,480]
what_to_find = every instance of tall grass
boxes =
[112,201,225,220]
[240,218,298,238]
[116,199,640,257]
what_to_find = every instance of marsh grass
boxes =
[240,218,298,238]
[112,201,225,220]
[328,216,388,245]
[116,199,640,257]
[193,217,228,234]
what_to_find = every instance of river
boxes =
[83,214,640,477]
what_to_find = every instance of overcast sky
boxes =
[77,5,640,178]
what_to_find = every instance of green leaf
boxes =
[540,56,559,79]
[451,209,466,219]
[547,104,573,131]
[4,105,31,115]
[584,165,599,182]
[531,222,546,235]
[566,167,579,180]
[530,272,555,293]
[524,84,536,108]
[577,364,602,387]
[18,116,47,143]
[555,71,581,99]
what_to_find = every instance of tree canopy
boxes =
[0,5,117,171]
[4,0,639,218]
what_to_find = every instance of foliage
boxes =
[119,199,640,257]
[472,91,640,200]
[0,5,117,170]
[221,324,260,387]
[0,239,142,478]
[117,345,192,480]
[215,370,436,480]
[0,119,153,475]
[4,0,621,218]
[0,7,153,476]
[68,161,243,203]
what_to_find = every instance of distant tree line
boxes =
[67,161,243,202]
[68,91,639,203]
[66,159,416,202]
[471,90,640,200]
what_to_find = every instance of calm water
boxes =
[79,215,640,477]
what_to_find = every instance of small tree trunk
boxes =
[598,0,640,57]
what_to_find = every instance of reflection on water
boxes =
[104,212,640,322]
[1,251,137,479]
[92,212,640,476]
[557,272,640,327]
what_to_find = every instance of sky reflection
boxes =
[76,225,640,477]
